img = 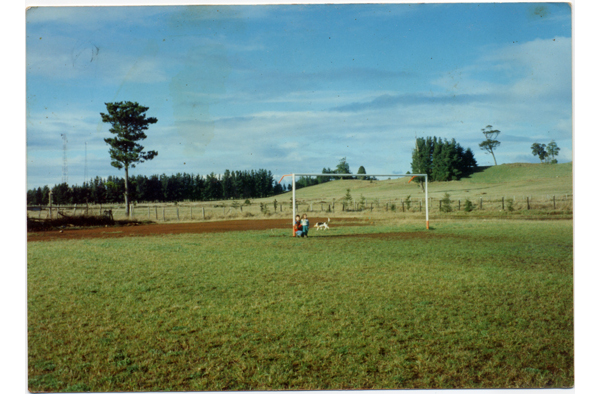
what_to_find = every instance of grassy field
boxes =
[28,219,573,391]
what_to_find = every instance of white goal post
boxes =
[278,173,429,232]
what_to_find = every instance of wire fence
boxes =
[27,193,573,222]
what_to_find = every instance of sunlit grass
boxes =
[28,220,573,391]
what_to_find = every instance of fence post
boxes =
[553,195,556,210]
[527,196,530,210]
[386,203,388,211]
[155,207,158,220]
[419,201,422,212]
[311,203,313,212]
[163,207,165,221]
[458,199,461,211]
[439,200,442,210]
[148,206,150,220]
[177,207,180,220]
[402,201,405,212]
[191,206,193,220]
[479,197,483,210]
[502,197,504,211]
[371,202,373,212]
[202,207,205,220]
[280,205,282,212]
[131,204,134,218]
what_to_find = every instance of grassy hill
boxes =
[275,162,572,204]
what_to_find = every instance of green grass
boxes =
[273,162,572,203]
[28,220,573,391]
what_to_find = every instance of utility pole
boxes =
[61,134,68,184]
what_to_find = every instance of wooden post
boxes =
[131,204,134,218]
[155,207,158,220]
[177,207,180,220]
[458,199,461,210]
[527,196,530,210]
[553,195,556,209]
[479,197,483,210]
[386,203,388,211]
[148,206,150,220]
[240,205,243,212]
[502,197,504,211]
[223,206,225,215]
[419,201,422,212]
[99,204,102,216]
[280,205,282,212]
[329,204,331,212]
[73,204,77,216]
[163,207,165,221]
[342,203,345,212]
[371,202,373,212]
[310,203,313,212]
[402,201,405,212]
[191,206,193,220]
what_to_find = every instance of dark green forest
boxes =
[27,169,285,205]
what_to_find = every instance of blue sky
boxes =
[26,2,572,189]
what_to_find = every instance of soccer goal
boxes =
[278,173,429,233]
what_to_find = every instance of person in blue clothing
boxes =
[301,214,310,237]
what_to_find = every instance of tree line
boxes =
[294,158,376,189]
[27,169,284,206]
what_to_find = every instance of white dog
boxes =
[314,218,330,230]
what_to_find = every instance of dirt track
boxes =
[27,217,366,242]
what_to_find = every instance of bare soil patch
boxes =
[27,217,366,242]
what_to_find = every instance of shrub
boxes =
[259,203,270,215]
[441,193,452,213]
[404,195,412,210]
[358,194,366,211]
[464,199,474,212]
[390,203,397,212]
[506,198,515,212]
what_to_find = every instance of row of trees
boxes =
[27,169,284,206]
[295,158,376,189]
[411,136,478,186]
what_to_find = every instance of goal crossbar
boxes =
[278,173,429,232]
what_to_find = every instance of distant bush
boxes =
[404,195,412,210]
[506,198,515,212]
[441,193,452,213]
[464,199,474,212]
